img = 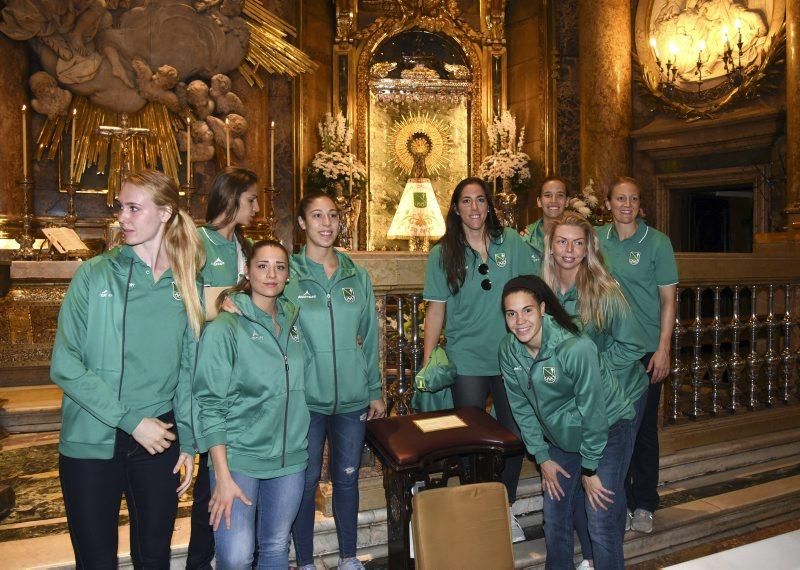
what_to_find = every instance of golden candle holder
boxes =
[64,181,80,228]
[13,178,36,260]
[180,183,196,214]
[250,185,281,241]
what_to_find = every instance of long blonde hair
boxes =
[541,212,627,331]
[122,170,205,338]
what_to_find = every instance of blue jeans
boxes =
[211,469,305,570]
[292,408,368,565]
[542,419,631,570]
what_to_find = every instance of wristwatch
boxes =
[581,467,597,477]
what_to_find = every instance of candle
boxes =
[649,36,659,58]
[21,104,28,179]
[735,18,742,43]
[270,121,275,187]
[348,154,353,195]
[668,42,678,64]
[70,108,77,183]
[225,117,231,167]
[186,116,192,186]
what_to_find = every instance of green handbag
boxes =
[412,346,456,413]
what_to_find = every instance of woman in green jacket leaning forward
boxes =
[193,239,310,569]
[288,192,385,570]
[51,169,203,568]
[499,275,633,570]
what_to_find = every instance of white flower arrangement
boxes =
[566,178,602,223]
[478,110,531,191]
[310,112,367,196]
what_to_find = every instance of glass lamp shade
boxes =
[387,178,446,239]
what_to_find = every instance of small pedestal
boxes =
[365,407,523,569]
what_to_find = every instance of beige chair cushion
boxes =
[411,482,514,570]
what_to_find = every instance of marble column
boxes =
[786,0,800,227]
[578,0,632,195]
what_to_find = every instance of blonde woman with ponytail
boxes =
[541,212,646,569]
[51,169,203,568]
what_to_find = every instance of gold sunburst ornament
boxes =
[390,112,452,177]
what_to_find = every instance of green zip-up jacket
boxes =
[522,218,545,266]
[193,294,310,479]
[558,285,649,403]
[284,248,381,415]
[500,315,627,470]
[50,246,197,459]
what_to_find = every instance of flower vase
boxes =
[495,177,518,229]
[331,184,362,250]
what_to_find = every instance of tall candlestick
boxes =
[21,104,28,179]
[225,117,231,167]
[70,108,77,183]
[186,116,192,186]
[348,155,353,195]
[270,121,275,187]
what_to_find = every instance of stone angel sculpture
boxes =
[29,71,73,119]
[210,74,244,116]
[132,58,180,112]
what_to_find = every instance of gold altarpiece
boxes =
[330,0,510,250]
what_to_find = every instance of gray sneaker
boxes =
[625,509,632,532]
[631,508,654,533]
[338,557,365,570]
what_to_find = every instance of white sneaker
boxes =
[631,508,654,533]
[576,561,592,570]
[509,509,526,543]
[625,509,633,532]
[337,557,365,569]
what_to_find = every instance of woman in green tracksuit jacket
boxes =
[287,192,384,570]
[51,170,204,568]
[190,166,260,567]
[499,275,633,570]
[541,211,647,568]
[193,239,310,569]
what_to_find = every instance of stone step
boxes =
[0,386,62,433]
[0,434,797,568]
[512,474,800,569]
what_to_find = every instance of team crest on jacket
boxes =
[289,325,300,342]
[250,329,263,341]
[628,251,641,265]
[342,287,355,303]
[494,253,507,267]
[543,367,557,384]
[171,281,182,301]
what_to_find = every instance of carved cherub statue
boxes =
[206,113,247,159]
[29,71,73,119]
[186,80,215,120]
[132,58,180,112]
[179,119,216,162]
[210,74,244,116]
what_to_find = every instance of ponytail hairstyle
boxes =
[502,275,580,336]
[216,239,289,311]
[541,212,628,331]
[122,169,205,338]
[439,177,503,294]
[205,166,259,259]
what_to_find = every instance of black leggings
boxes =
[59,414,179,569]
[452,374,523,503]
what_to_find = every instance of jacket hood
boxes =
[232,292,299,326]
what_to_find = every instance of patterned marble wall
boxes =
[555,0,580,193]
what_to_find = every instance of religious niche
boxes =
[634,0,786,119]
[365,29,472,250]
